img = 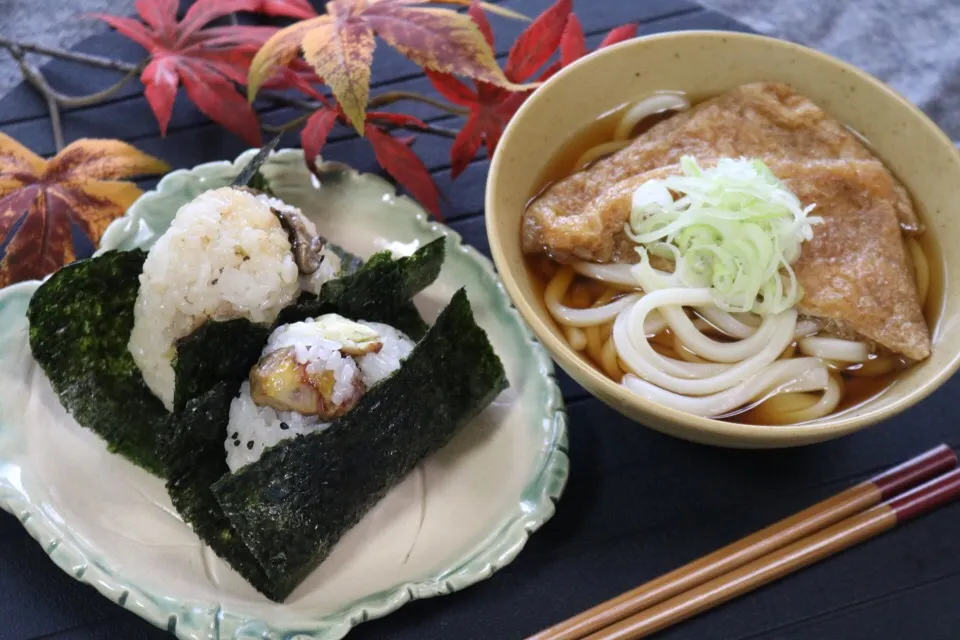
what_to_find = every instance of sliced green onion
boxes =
[628,156,820,314]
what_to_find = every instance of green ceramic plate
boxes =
[0,149,568,640]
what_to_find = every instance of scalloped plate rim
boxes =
[0,148,569,640]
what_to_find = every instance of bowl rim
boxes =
[485,29,960,444]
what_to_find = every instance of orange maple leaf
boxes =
[0,134,169,287]
[248,0,527,133]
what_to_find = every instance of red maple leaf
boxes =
[93,0,311,146]
[300,102,441,217]
[530,17,638,87]
[426,0,572,177]
[428,3,638,178]
[558,16,638,67]
[254,0,318,19]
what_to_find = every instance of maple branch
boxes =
[7,45,64,151]
[259,92,323,112]
[47,66,144,107]
[379,121,460,139]
[2,40,147,152]
[263,112,458,140]
[368,91,469,116]
[0,37,139,73]
[0,39,144,106]
[262,113,310,133]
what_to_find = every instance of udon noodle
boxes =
[530,90,935,425]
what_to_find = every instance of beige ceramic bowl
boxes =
[486,31,960,448]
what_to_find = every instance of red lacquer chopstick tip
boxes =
[870,444,957,499]
[887,468,960,523]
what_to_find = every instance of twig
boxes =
[264,111,459,139]
[385,122,459,139]
[259,91,323,112]
[45,92,64,151]
[8,45,64,150]
[46,65,144,107]
[262,113,311,133]
[368,90,468,116]
[0,37,138,73]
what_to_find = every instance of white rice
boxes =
[128,187,300,410]
[355,322,415,386]
[301,247,342,294]
[225,318,415,471]
[226,381,330,471]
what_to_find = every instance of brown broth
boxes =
[530,101,680,199]
[523,99,944,426]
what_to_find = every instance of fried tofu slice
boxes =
[773,159,930,360]
[522,82,920,263]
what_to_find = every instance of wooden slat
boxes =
[0,0,696,131]
[5,396,960,639]
[734,570,960,640]
[341,503,960,640]
[0,524,129,639]
[38,615,170,640]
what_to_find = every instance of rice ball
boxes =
[128,187,300,411]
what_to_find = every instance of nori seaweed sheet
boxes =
[246,170,275,196]
[212,288,507,600]
[26,250,170,476]
[323,239,364,275]
[277,237,446,339]
[162,382,274,594]
[172,321,271,413]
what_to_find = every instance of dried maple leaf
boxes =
[0,134,169,287]
[94,0,311,145]
[300,102,441,216]
[249,0,526,133]
[431,3,638,177]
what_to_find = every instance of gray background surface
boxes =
[697,0,960,141]
[0,0,129,95]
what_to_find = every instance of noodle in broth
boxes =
[526,92,939,426]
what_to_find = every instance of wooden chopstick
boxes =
[587,467,960,639]
[529,444,957,640]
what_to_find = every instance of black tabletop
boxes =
[2,2,959,639]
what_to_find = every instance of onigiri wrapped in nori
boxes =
[213,288,507,599]
[226,315,415,471]
[26,161,507,601]
[129,186,344,410]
